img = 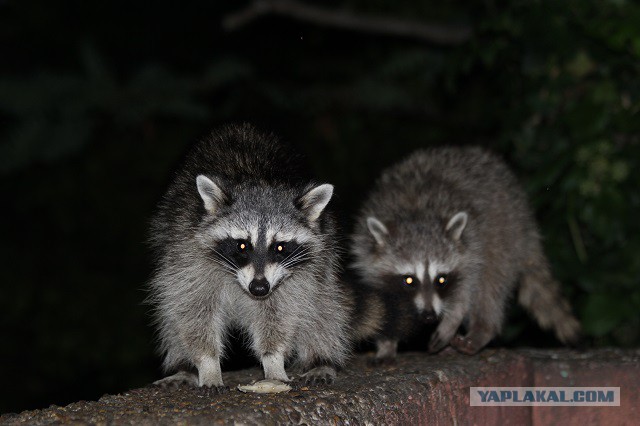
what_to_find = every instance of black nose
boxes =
[249,278,270,297]
[421,310,438,324]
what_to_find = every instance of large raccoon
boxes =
[351,147,580,360]
[148,124,352,389]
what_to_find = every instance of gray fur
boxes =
[148,123,352,387]
[351,147,580,357]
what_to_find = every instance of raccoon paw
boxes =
[368,356,397,367]
[450,334,482,355]
[428,330,452,353]
[299,366,336,385]
[152,371,198,389]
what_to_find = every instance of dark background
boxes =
[1,0,639,414]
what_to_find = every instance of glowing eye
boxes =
[238,241,249,253]
[403,275,415,286]
[277,244,285,252]
[435,274,448,288]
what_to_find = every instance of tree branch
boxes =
[222,0,473,46]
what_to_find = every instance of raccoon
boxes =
[148,124,352,389]
[351,147,581,360]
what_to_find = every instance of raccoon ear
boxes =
[298,183,333,222]
[196,175,226,215]
[367,216,389,246]
[445,211,468,241]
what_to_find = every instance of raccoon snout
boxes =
[249,278,270,297]
[421,309,439,324]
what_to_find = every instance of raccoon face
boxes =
[362,213,467,322]
[196,175,333,298]
[378,260,460,324]
[210,234,311,298]
[399,262,461,322]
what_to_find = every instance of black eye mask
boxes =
[268,240,309,267]
[432,271,459,298]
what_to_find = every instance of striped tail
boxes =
[517,254,581,345]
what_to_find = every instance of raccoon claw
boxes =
[428,331,451,353]
[197,385,230,395]
[303,374,334,385]
[152,371,199,389]
[450,334,481,355]
[299,366,336,386]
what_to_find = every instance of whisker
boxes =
[284,255,314,265]
[281,245,304,264]
[282,252,317,268]
[208,246,239,270]
[281,247,311,263]
[200,243,240,273]
[204,255,238,275]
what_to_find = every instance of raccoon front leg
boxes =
[260,351,290,382]
[451,281,507,354]
[155,352,227,392]
[251,321,292,382]
[428,310,465,353]
[196,353,225,388]
[450,312,502,355]
[191,317,228,390]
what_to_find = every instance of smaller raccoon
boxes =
[148,124,352,390]
[351,147,580,360]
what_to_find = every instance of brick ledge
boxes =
[2,349,638,425]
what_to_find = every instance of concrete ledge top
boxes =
[2,348,639,425]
